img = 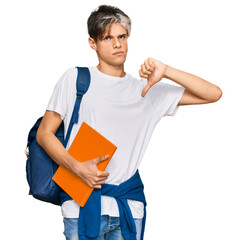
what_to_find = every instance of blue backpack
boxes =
[25,67,91,205]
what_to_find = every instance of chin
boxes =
[110,59,126,66]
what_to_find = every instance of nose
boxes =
[113,37,121,48]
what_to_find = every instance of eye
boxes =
[104,36,111,40]
[119,35,126,39]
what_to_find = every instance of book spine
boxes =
[80,188,94,207]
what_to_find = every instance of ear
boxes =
[88,37,97,51]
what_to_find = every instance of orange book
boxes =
[52,122,117,207]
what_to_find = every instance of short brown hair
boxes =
[87,5,131,42]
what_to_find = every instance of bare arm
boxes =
[140,58,223,105]
[36,110,109,188]
[163,65,223,105]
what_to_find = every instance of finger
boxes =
[89,180,105,188]
[144,60,154,72]
[147,58,155,69]
[141,64,152,75]
[92,180,106,188]
[99,170,110,177]
[96,170,109,179]
[93,175,107,183]
[94,175,106,182]
[95,177,107,183]
[141,84,151,97]
[95,155,109,165]
[139,69,148,79]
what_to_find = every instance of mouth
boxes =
[113,51,124,56]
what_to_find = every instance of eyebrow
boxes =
[103,33,127,38]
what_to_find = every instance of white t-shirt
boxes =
[46,66,185,219]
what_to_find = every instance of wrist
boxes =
[68,157,82,176]
[163,64,169,78]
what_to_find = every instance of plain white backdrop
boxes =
[1,0,246,239]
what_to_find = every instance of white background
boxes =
[1,0,246,239]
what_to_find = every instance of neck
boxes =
[97,63,126,78]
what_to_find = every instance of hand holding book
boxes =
[53,122,117,207]
[73,154,110,189]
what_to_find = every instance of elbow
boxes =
[215,87,223,101]
[210,87,223,102]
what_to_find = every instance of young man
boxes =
[36,5,222,240]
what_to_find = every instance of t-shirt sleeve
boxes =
[46,69,72,120]
[146,80,185,118]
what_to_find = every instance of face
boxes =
[89,23,128,67]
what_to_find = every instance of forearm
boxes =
[164,65,222,101]
[36,131,78,175]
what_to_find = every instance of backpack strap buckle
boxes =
[77,90,84,99]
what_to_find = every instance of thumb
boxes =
[94,155,109,165]
[141,84,151,97]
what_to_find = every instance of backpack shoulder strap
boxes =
[63,67,91,148]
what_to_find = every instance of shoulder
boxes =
[64,67,78,79]
[57,67,78,86]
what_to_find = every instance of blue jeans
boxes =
[63,215,143,240]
